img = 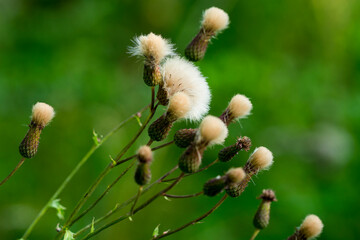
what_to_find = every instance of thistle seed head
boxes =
[247,147,273,172]
[225,167,246,184]
[161,57,211,121]
[253,189,277,230]
[137,145,153,163]
[202,7,229,33]
[220,94,252,125]
[299,215,324,239]
[129,33,174,63]
[197,115,228,146]
[167,92,191,120]
[258,189,277,202]
[31,102,55,127]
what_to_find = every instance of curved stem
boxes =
[163,191,203,199]
[162,159,219,183]
[80,173,184,240]
[130,186,143,216]
[153,194,228,239]
[0,157,26,187]
[70,141,174,227]
[69,159,137,226]
[74,165,179,237]
[56,104,158,239]
[250,229,260,240]
[21,105,150,240]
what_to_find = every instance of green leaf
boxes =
[109,155,116,165]
[90,217,95,233]
[50,199,66,220]
[128,216,133,222]
[134,115,143,127]
[63,229,75,240]
[163,196,171,201]
[152,224,160,237]
[92,130,100,146]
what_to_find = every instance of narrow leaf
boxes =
[50,199,66,220]
[90,217,95,233]
[152,224,160,237]
[92,130,100,146]
[134,115,143,127]
[63,229,75,240]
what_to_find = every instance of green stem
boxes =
[0,157,26,187]
[21,105,150,240]
[70,141,175,227]
[74,165,178,237]
[163,191,203,199]
[130,186,143,216]
[249,229,261,240]
[153,194,228,239]
[56,104,158,239]
[80,173,184,240]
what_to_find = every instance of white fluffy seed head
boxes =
[162,57,211,121]
[201,7,229,33]
[31,102,55,127]
[226,167,246,184]
[129,33,174,62]
[167,92,191,120]
[299,215,324,239]
[197,115,228,146]
[248,147,273,171]
[137,145,153,163]
[228,94,253,119]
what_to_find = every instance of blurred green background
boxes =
[0,0,359,239]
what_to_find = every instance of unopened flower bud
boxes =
[203,176,227,197]
[178,143,204,173]
[287,215,323,240]
[129,33,174,86]
[19,102,55,158]
[220,94,253,126]
[148,92,191,141]
[253,189,277,230]
[185,7,229,61]
[218,136,251,162]
[174,128,197,148]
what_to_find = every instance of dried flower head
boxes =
[185,7,229,61]
[129,33,174,63]
[31,102,55,127]
[197,115,228,146]
[201,7,230,33]
[137,146,153,163]
[220,94,252,125]
[247,147,274,172]
[19,102,55,159]
[158,57,211,120]
[218,136,252,162]
[253,189,277,230]
[167,92,191,120]
[226,167,246,184]
[299,215,324,239]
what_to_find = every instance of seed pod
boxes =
[226,173,253,198]
[287,215,323,240]
[218,136,251,162]
[219,94,253,126]
[19,102,55,159]
[178,143,205,173]
[156,83,169,106]
[143,60,162,86]
[148,115,173,141]
[134,163,151,186]
[185,7,229,61]
[203,176,227,197]
[253,189,277,230]
[174,128,197,148]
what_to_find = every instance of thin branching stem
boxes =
[130,186,143,216]
[0,157,26,187]
[70,141,174,226]
[153,194,228,239]
[74,165,179,237]
[163,191,203,199]
[80,173,185,240]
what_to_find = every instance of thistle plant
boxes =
[3,6,325,240]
